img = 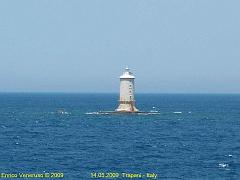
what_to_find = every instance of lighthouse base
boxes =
[115,101,139,112]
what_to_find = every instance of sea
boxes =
[0,93,240,179]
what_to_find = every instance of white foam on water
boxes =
[56,108,71,115]
[173,112,182,114]
[59,111,71,115]
[137,113,148,116]
[135,112,161,115]
[85,112,100,115]
[218,163,228,168]
[85,112,160,115]
[147,112,160,115]
[100,112,110,115]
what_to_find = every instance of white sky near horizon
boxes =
[0,0,240,93]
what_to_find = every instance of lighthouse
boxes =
[116,67,139,112]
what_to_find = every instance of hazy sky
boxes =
[0,0,240,93]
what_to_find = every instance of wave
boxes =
[218,163,229,168]
[173,112,182,114]
[85,112,110,115]
[56,108,71,115]
[85,111,160,115]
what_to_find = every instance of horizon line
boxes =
[0,91,240,95]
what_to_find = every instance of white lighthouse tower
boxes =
[116,67,139,112]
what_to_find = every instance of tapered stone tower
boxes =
[115,67,139,112]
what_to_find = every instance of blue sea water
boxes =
[0,93,240,179]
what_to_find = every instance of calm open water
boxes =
[0,93,240,179]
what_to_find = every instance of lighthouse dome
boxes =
[120,67,135,79]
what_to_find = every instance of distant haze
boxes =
[0,0,240,93]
